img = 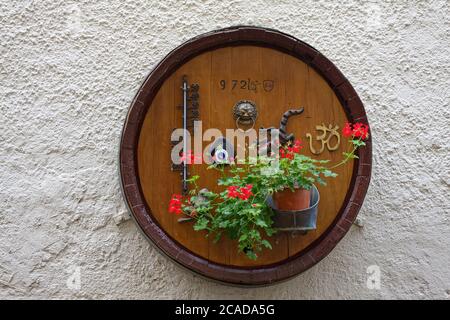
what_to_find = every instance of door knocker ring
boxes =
[235,116,256,132]
[233,100,258,133]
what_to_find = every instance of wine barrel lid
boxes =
[120,26,371,286]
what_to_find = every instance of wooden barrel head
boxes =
[120,26,371,286]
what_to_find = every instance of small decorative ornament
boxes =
[306,123,341,155]
[233,100,258,130]
[206,137,234,165]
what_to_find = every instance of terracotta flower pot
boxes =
[272,187,311,211]
[268,185,319,231]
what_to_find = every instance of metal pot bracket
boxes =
[268,185,320,233]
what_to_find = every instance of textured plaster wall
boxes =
[0,0,449,299]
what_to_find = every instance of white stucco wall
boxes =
[1,0,449,299]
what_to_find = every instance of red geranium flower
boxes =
[227,186,239,198]
[226,184,253,201]
[342,122,353,138]
[280,139,303,160]
[352,123,369,140]
[280,149,294,160]
[169,194,183,215]
[290,139,303,153]
[239,184,253,200]
[342,122,369,140]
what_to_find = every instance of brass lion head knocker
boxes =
[233,100,258,132]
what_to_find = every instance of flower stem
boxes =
[328,138,361,169]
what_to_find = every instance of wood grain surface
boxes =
[137,45,354,267]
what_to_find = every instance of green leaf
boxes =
[246,250,257,260]
[255,219,268,228]
[230,167,245,173]
[218,221,229,228]
[350,139,366,147]
[186,175,199,183]
[217,177,234,185]
[262,227,275,237]
[343,152,359,159]
[249,229,261,240]
[193,217,209,231]
[238,233,248,242]
[323,170,337,178]
[316,176,326,185]
[261,239,272,250]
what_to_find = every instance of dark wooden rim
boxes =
[119,26,372,286]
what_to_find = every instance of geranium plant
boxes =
[169,122,369,260]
